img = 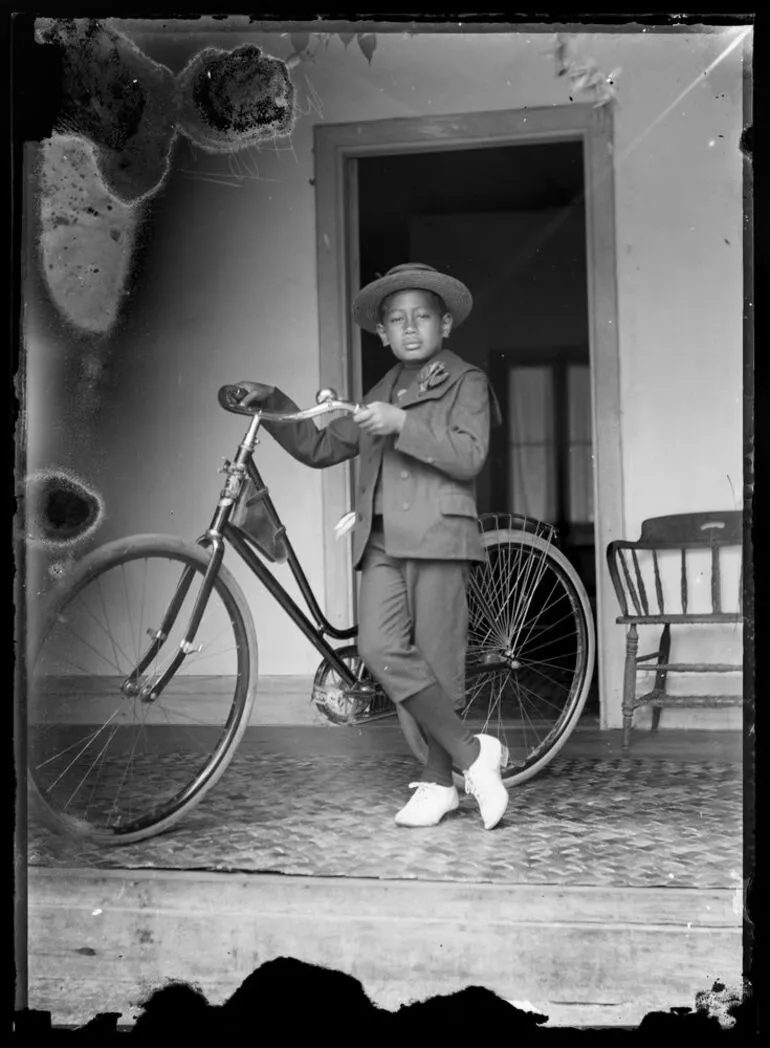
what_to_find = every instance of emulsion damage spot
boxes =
[177,44,296,152]
[26,470,103,546]
[48,558,75,580]
[39,135,139,334]
[35,17,179,204]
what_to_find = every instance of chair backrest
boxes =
[606,511,743,619]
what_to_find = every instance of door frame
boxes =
[313,103,624,729]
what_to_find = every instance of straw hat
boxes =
[352,263,473,334]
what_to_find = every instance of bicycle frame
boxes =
[124,411,361,702]
[124,405,535,704]
[223,457,360,681]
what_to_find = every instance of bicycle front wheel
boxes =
[399,525,595,788]
[27,534,258,844]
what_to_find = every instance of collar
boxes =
[365,348,502,426]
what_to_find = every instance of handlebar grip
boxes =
[218,384,257,415]
[218,382,278,415]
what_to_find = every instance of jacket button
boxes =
[427,456,434,465]
[400,470,409,480]
[402,502,410,511]
[357,513,363,521]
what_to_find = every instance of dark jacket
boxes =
[260,348,498,567]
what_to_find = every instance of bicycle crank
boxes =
[311,680,382,725]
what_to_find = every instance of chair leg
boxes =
[622,624,638,751]
[651,623,671,733]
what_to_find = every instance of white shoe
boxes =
[464,734,509,830]
[394,782,460,827]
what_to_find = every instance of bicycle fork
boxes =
[120,540,226,703]
[121,415,264,702]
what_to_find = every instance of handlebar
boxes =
[219,384,360,421]
[259,396,360,423]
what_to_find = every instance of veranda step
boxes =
[26,866,742,1030]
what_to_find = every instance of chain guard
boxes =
[311,680,382,726]
[312,647,390,726]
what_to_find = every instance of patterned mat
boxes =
[28,754,742,890]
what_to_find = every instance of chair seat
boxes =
[615,614,741,626]
[635,662,741,673]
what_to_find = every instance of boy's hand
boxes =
[353,402,406,436]
[236,381,275,407]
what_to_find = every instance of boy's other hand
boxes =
[353,402,406,436]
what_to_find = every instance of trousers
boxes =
[357,526,469,709]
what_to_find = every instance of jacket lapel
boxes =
[363,349,503,427]
[365,363,401,405]
[396,348,466,409]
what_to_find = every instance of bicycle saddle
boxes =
[218,383,275,416]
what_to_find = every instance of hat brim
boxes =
[352,269,473,334]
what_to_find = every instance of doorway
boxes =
[355,141,598,714]
[313,105,622,729]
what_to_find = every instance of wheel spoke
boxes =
[96,575,126,674]
[518,623,580,658]
[34,713,123,772]
[73,594,135,670]
[517,599,578,653]
[511,677,571,717]
[120,563,137,665]
[29,544,252,842]
[64,719,123,815]
[447,527,594,787]
[507,679,550,744]
[520,665,579,703]
[55,618,125,675]
[138,557,149,666]
[40,705,126,792]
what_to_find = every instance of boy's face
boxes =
[375,289,452,365]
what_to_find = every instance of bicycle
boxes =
[27,385,595,844]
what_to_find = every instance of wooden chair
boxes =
[606,511,743,750]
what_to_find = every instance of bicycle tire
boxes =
[397,527,595,789]
[27,534,258,844]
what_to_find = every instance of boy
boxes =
[237,263,508,830]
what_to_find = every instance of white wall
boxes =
[24,27,746,709]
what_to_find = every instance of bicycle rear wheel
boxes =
[399,523,595,788]
[27,534,257,844]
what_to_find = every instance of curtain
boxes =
[508,366,555,521]
[507,363,592,524]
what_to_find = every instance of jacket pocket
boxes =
[439,490,478,518]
